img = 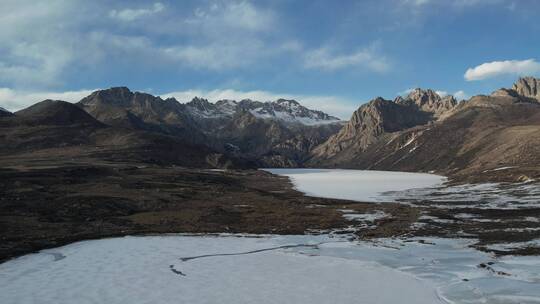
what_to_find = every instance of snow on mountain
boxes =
[185,97,341,125]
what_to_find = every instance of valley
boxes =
[1,77,540,304]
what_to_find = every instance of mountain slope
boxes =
[309,79,540,182]
[184,97,341,125]
[77,88,343,167]
[0,100,244,168]
[311,89,455,163]
[16,100,102,126]
[78,87,205,143]
[215,110,341,167]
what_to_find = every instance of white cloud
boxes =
[187,1,274,32]
[0,1,83,87]
[0,88,96,112]
[161,89,358,119]
[304,47,389,72]
[109,2,164,22]
[162,42,266,70]
[435,90,448,97]
[453,90,469,100]
[403,0,431,6]
[403,0,506,8]
[0,1,286,86]
[465,59,540,81]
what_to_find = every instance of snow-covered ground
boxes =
[1,234,539,304]
[264,169,446,202]
[266,168,540,209]
[0,235,442,304]
[382,181,540,209]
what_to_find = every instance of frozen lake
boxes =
[1,235,539,304]
[264,168,446,202]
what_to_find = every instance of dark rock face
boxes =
[0,107,13,117]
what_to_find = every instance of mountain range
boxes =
[310,77,540,182]
[1,77,540,182]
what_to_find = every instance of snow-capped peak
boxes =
[184,97,341,125]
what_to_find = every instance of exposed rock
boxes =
[77,87,342,167]
[491,88,520,98]
[310,81,540,181]
[512,77,540,100]
[395,88,457,118]
[78,87,205,144]
[311,93,442,161]
[184,96,341,126]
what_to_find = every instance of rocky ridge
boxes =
[311,89,455,160]
[309,78,540,182]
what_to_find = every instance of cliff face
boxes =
[512,77,540,101]
[311,89,455,162]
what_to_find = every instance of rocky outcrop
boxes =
[512,77,540,101]
[311,90,455,163]
[395,89,457,118]
[309,78,540,182]
[78,87,193,129]
[184,97,341,125]
[215,110,341,167]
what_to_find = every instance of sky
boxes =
[1,0,539,119]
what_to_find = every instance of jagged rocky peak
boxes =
[253,98,341,125]
[397,88,457,117]
[490,88,521,98]
[186,96,341,125]
[512,77,540,100]
[80,87,134,106]
[215,99,238,107]
[79,87,185,114]
[186,97,214,111]
[185,97,235,118]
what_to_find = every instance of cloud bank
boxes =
[304,47,389,73]
[0,88,96,112]
[109,2,164,22]
[465,59,540,81]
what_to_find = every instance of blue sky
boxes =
[1,0,539,118]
